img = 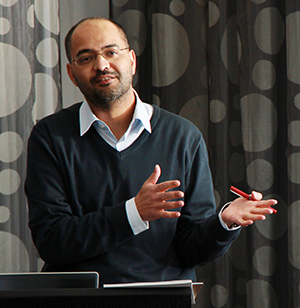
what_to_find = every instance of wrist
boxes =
[221,203,240,229]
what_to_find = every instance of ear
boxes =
[66,63,78,87]
[129,49,137,76]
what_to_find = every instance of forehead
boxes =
[71,20,126,53]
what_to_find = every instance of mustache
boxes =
[91,70,119,83]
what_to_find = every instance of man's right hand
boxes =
[135,165,185,221]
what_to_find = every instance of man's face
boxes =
[67,19,136,111]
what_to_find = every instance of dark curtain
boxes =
[0,0,61,272]
[110,0,298,307]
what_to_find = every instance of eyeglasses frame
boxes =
[70,47,130,67]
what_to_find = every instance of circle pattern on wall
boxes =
[111,0,293,307]
[0,0,60,272]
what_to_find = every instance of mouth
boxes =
[94,73,118,85]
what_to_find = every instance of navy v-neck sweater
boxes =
[25,103,239,285]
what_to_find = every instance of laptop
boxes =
[0,272,99,290]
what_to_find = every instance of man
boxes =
[25,17,277,285]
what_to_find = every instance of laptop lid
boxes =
[0,272,99,290]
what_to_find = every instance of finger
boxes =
[161,190,184,201]
[243,212,266,223]
[255,200,278,213]
[250,208,273,216]
[154,180,181,193]
[156,200,185,210]
[235,214,254,227]
[159,210,182,219]
[146,164,161,185]
[240,220,254,227]
[143,202,183,221]
[255,198,278,206]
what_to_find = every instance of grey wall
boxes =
[59,0,109,107]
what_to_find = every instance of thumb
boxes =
[146,164,161,185]
[251,191,262,201]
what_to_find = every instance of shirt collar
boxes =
[79,89,152,137]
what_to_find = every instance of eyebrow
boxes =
[75,44,120,58]
[75,49,92,58]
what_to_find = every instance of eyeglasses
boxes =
[71,47,130,67]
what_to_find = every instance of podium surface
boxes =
[0,287,192,308]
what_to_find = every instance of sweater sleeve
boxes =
[25,121,135,265]
[174,137,240,267]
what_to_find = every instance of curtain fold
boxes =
[110,0,298,306]
[0,0,61,272]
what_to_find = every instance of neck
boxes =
[88,88,136,140]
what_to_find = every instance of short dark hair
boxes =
[64,17,130,63]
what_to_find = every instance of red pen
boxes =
[230,186,277,213]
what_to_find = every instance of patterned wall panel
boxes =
[110,0,300,307]
[0,0,61,272]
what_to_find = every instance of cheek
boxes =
[123,62,135,78]
[74,69,91,83]
[73,72,91,89]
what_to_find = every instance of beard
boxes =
[74,70,133,111]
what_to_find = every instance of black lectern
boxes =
[0,287,192,308]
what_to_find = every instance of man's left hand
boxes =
[221,191,278,228]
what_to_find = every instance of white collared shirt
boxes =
[80,91,153,151]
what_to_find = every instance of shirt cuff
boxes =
[218,202,241,231]
[125,197,149,235]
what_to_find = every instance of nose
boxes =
[93,53,110,71]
